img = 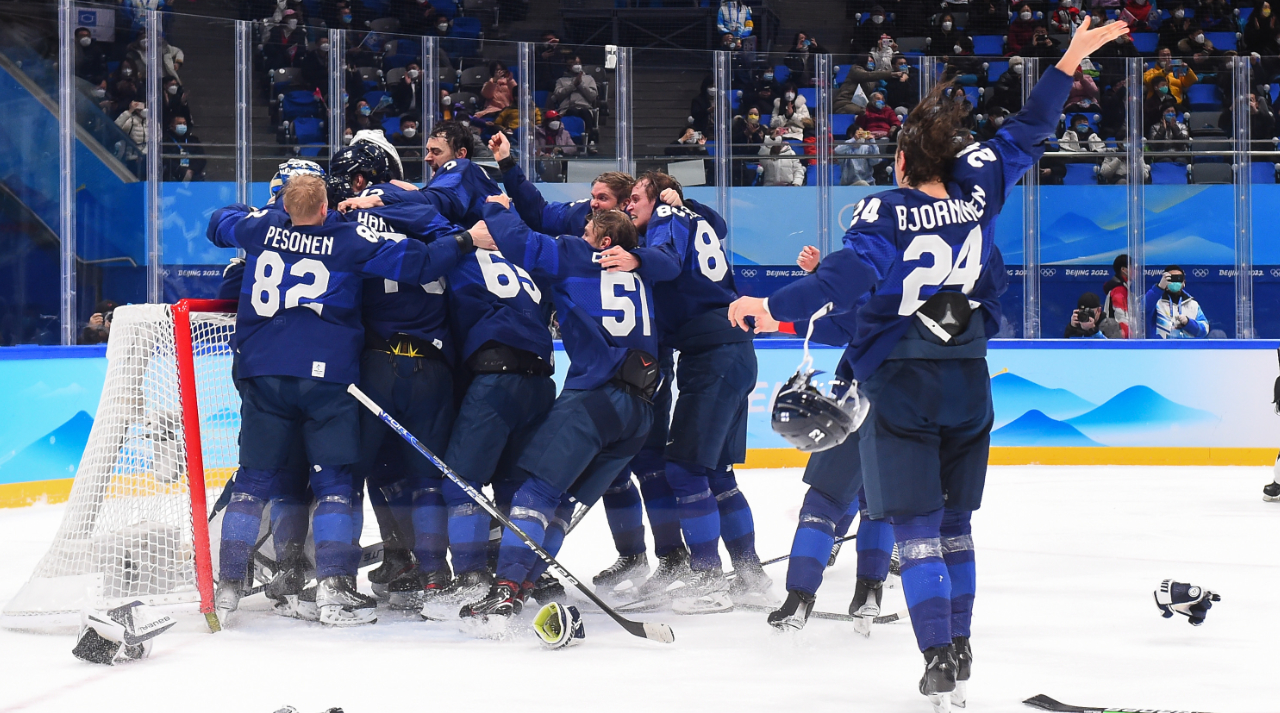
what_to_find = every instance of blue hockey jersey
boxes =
[767,66,1074,381]
[502,162,593,236]
[332,197,464,364]
[642,203,749,351]
[376,158,503,227]
[482,203,672,391]
[207,203,465,384]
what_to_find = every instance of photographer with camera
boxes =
[1147,265,1210,338]
[1064,292,1120,339]
[80,300,119,345]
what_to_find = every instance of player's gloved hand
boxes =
[659,188,684,208]
[1154,579,1220,626]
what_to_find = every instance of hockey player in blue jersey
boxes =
[325,142,469,611]
[206,173,493,627]
[457,202,674,618]
[728,18,1129,710]
[625,172,772,614]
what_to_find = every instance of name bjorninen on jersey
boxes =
[892,185,988,233]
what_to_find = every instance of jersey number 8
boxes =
[897,226,983,316]
[251,249,331,318]
[693,222,728,282]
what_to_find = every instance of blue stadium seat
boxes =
[1151,162,1189,184]
[799,88,817,107]
[804,164,841,186]
[561,115,585,140]
[1272,84,1280,105]
[1131,33,1158,53]
[1252,161,1277,183]
[831,114,856,137]
[972,35,1004,56]
[452,16,481,35]
[1063,163,1098,185]
[1186,83,1221,110]
[1204,31,1237,51]
[430,0,458,18]
[834,65,850,85]
[382,116,400,136]
[535,90,549,108]
[962,86,982,106]
[1238,7,1254,26]
[293,116,325,149]
[988,60,1008,82]
[363,90,390,109]
[773,64,791,85]
[282,90,321,121]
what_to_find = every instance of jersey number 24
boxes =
[897,225,983,316]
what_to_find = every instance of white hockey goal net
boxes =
[1,300,239,632]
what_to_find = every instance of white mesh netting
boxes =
[1,303,240,630]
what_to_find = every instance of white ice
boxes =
[1,465,1276,713]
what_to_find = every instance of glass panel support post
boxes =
[235,21,251,205]
[816,53,834,256]
[1021,57,1040,339]
[58,0,76,343]
[1125,56,1146,339]
[1233,54,1254,338]
[146,9,162,303]
[328,29,344,154]
[422,36,438,182]
[517,42,535,182]
[714,50,732,261]
[615,46,633,175]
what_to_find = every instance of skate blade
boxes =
[1264,494,1280,502]
[420,585,487,620]
[952,682,967,709]
[767,614,807,632]
[272,595,320,622]
[927,692,952,713]
[852,615,872,637]
[371,582,390,599]
[214,605,237,629]
[672,592,733,615]
[733,589,781,609]
[319,605,377,627]
[388,590,426,611]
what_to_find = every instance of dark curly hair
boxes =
[896,80,974,186]
[430,120,473,160]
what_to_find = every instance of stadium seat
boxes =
[1238,7,1254,26]
[1190,162,1232,184]
[831,114,856,137]
[369,17,400,33]
[363,90,390,110]
[972,35,1004,56]
[1251,161,1277,183]
[1063,163,1098,185]
[535,89,549,108]
[895,36,928,53]
[382,116,400,136]
[430,0,458,18]
[460,66,489,89]
[386,67,407,86]
[1187,84,1222,111]
[281,89,321,121]
[799,88,817,108]
[773,64,791,85]
[1151,162,1189,184]
[1204,32,1237,51]
[1186,111,1221,132]
[988,60,1008,82]
[561,115,586,140]
[962,86,982,106]
[1131,33,1158,53]
[834,65,851,85]
[804,164,841,186]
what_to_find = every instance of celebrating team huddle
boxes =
[204,18,1127,712]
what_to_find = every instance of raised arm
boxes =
[206,203,254,249]
[358,226,472,286]
[479,201,566,282]
[368,201,464,243]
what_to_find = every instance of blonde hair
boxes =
[282,174,327,221]
[592,171,636,204]
[589,209,638,250]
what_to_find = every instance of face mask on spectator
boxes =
[437,22,449,31]
[1158,85,1170,94]
[1168,280,1184,292]
[549,120,561,131]
[785,91,796,100]
[572,64,583,73]
[993,115,1005,126]
[442,94,452,105]
[286,19,297,29]
[462,120,470,127]
[343,133,353,144]
[867,60,876,69]
[318,42,329,53]
[707,87,716,96]
[174,123,187,135]
[874,99,885,109]
[896,63,907,72]
[360,105,372,116]
[403,127,417,138]
[138,107,147,118]
[1164,110,1177,121]
[1174,9,1184,17]
[408,69,420,79]
[1012,63,1023,75]
[341,12,352,22]
[1266,6,1273,16]
[122,68,133,77]
[942,21,953,30]
[1074,123,1088,133]
[167,84,178,96]
[763,72,773,81]
[872,14,884,23]
[747,113,759,124]
[1194,33,1204,43]
[79,36,92,47]
[93,87,106,98]
[1020,10,1032,20]
[954,44,963,53]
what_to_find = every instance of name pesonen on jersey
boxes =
[263,225,336,256]
[893,186,988,233]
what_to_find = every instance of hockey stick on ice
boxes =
[565,500,592,535]
[1023,694,1215,713]
[348,384,676,644]
[734,601,908,625]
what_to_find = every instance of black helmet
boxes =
[771,370,867,453]
[327,142,392,203]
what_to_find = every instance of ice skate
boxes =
[411,568,452,608]
[528,571,566,606]
[387,573,426,611]
[767,590,815,631]
[670,567,733,615]
[214,578,243,628]
[919,644,957,713]
[849,577,884,637]
[617,548,691,610]
[1264,482,1280,502]
[265,559,318,621]
[316,575,377,626]
[728,560,779,608]
[459,579,524,619]
[952,636,972,708]
[592,553,649,590]
[422,569,492,620]
[368,547,415,599]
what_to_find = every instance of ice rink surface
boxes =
[0,465,1275,713]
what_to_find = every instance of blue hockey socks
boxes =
[710,466,759,566]
[602,471,646,558]
[892,508,952,652]
[444,477,489,575]
[784,487,848,595]
[496,477,561,584]
[526,498,574,582]
[412,480,448,573]
[632,449,683,557]
[941,508,976,639]
[310,465,359,579]
[665,461,722,570]
[220,467,275,581]
[855,491,894,582]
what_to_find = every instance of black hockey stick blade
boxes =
[1023,694,1216,713]
[348,384,675,644]
[735,602,907,625]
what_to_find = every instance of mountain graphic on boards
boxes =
[990,372,1096,428]
[0,411,94,485]
[990,409,1101,447]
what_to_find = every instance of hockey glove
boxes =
[1154,579,1220,626]
[72,601,176,665]
[532,602,585,649]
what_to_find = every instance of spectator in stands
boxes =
[1007,4,1041,56]
[855,91,902,138]
[742,78,776,118]
[391,117,424,181]
[869,33,898,70]
[759,133,806,186]
[969,0,1009,34]
[1050,0,1084,34]
[1147,266,1209,338]
[1121,0,1155,29]
[1095,19,1140,71]
[326,1,362,32]
[690,76,718,135]
[393,0,442,35]
[537,110,577,157]
[300,38,329,91]
[349,99,375,133]
[987,56,1025,114]
[1023,27,1064,59]
[549,56,599,152]
[1144,48,1198,106]
[668,127,711,159]
[126,34,184,84]
[1062,113,1107,153]
[721,33,744,52]
[80,300,118,345]
[927,13,963,57]
[1148,104,1191,161]
[109,59,142,116]
[537,31,573,90]
[74,27,108,85]
[1177,28,1223,64]
[785,32,829,86]
[1065,66,1101,112]
[718,0,754,39]
[476,61,517,119]
[1102,254,1131,336]
[265,9,307,70]
[732,109,767,185]
[116,101,148,150]
[162,116,206,182]
[1064,292,1120,338]
[943,35,985,85]
[851,6,896,54]
[391,63,424,119]
[1159,8,1198,49]
[771,96,808,140]
[885,55,918,112]
[162,77,192,127]
[835,126,882,185]
[1220,92,1276,140]
[1245,0,1280,54]
[431,16,452,37]
[834,53,904,114]
[1197,0,1234,28]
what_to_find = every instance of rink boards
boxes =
[1,340,1277,507]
